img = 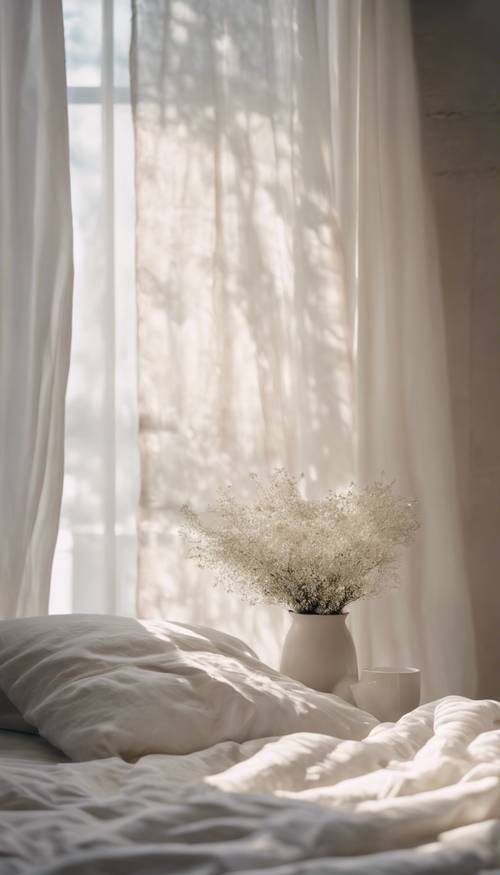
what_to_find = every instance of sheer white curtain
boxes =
[0,0,73,617]
[325,0,476,699]
[131,0,476,697]
[131,0,354,665]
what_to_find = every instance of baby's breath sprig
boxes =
[179,469,419,615]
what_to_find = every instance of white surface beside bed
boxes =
[1,697,500,874]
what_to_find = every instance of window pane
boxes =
[51,104,107,615]
[114,0,132,88]
[63,0,102,87]
[51,1,138,617]
[115,101,139,617]
[63,105,105,536]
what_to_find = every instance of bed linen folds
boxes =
[1,696,500,873]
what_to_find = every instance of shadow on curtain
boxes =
[131,0,476,698]
[131,0,354,666]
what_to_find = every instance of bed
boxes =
[0,615,499,874]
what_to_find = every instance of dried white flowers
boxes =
[180,469,419,615]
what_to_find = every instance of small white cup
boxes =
[351,666,421,722]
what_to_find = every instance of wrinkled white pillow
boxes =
[0,689,37,734]
[0,615,376,761]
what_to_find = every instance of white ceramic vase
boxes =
[279,612,358,701]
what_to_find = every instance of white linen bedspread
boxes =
[1,697,500,874]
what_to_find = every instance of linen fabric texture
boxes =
[0,614,375,760]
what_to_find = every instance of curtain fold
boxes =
[325,0,476,699]
[0,0,73,617]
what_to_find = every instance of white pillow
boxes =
[0,614,376,761]
[0,689,37,734]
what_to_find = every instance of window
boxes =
[49,0,138,616]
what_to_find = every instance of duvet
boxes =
[0,615,499,874]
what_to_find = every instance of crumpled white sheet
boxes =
[1,697,500,874]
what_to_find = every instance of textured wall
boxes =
[412,0,500,698]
